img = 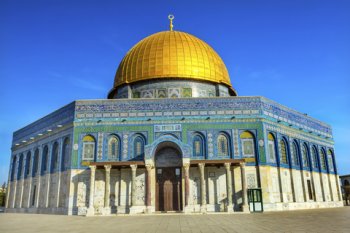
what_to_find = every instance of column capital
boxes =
[183,163,190,170]
[145,164,153,171]
[104,164,111,171]
[239,162,246,168]
[198,163,205,170]
[89,165,96,173]
[130,164,138,171]
[224,162,231,170]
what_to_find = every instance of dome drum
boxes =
[108,79,233,99]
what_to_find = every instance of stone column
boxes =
[35,147,42,208]
[184,163,190,207]
[27,149,34,208]
[45,145,52,208]
[104,165,111,208]
[19,158,25,209]
[11,157,18,208]
[198,163,206,213]
[240,162,249,212]
[86,165,96,216]
[130,164,137,207]
[224,163,233,212]
[145,164,153,213]
[56,138,63,208]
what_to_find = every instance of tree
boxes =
[0,182,6,207]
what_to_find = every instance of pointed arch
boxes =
[82,135,96,161]
[310,146,319,169]
[51,142,59,172]
[267,133,277,163]
[327,149,335,172]
[192,132,205,158]
[108,134,120,160]
[17,154,24,180]
[240,131,255,158]
[291,140,300,166]
[133,134,145,159]
[32,148,40,176]
[11,156,17,181]
[61,137,70,171]
[320,148,327,170]
[279,138,289,164]
[301,143,309,168]
[24,151,31,178]
[41,145,49,174]
[217,132,230,157]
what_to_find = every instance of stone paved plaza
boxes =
[0,207,349,233]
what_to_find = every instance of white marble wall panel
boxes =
[233,166,243,206]
[292,170,304,203]
[312,172,322,201]
[189,167,200,205]
[206,167,226,211]
[280,168,293,202]
[49,174,58,208]
[119,168,131,207]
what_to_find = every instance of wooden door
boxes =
[156,167,182,211]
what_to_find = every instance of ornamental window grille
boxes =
[217,133,229,157]
[33,149,39,176]
[82,135,95,161]
[327,150,334,172]
[61,137,70,171]
[320,150,327,170]
[193,134,205,157]
[267,133,276,163]
[51,142,59,171]
[291,141,300,166]
[280,139,288,164]
[11,156,17,181]
[302,144,309,168]
[108,136,120,160]
[240,131,255,158]
[17,154,23,179]
[133,136,145,158]
[311,146,319,169]
[41,146,48,173]
[25,152,31,177]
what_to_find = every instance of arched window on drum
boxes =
[108,135,120,160]
[217,133,230,157]
[240,131,255,158]
[267,133,276,163]
[193,134,205,158]
[82,135,96,161]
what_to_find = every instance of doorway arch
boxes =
[154,141,183,212]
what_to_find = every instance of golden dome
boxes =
[110,30,236,96]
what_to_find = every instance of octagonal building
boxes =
[5,22,343,215]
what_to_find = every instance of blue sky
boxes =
[0,0,349,185]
